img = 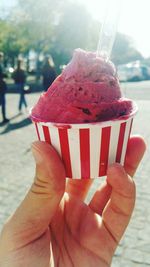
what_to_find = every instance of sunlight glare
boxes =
[78,0,150,57]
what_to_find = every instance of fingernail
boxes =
[32,144,43,164]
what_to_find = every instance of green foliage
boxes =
[0,20,20,58]
[0,0,144,69]
[112,33,143,65]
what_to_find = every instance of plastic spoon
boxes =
[97,0,121,59]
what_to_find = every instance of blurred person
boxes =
[0,72,9,123]
[0,52,4,76]
[12,59,28,113]
[0,136,146,267]
[0,52,7,78]
[0,52,9,123]
[42,55,56,91]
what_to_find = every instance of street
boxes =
[0,80,150,266]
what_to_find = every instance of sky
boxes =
[80,0,150,57]
[0,0,149,57]
[0,0,16,8]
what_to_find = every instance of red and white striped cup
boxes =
[31,108,137,179]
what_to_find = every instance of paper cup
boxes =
[31,107,137,179]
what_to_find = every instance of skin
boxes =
[0,136,146,267]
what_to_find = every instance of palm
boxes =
[8,191,112,267]
[1,168,136,267]
[17,191,113,267]
[50,193,113,267]
[0,137,145,267]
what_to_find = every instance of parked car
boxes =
[117,64,143,82]
[117,62,150,82]
[140,65,150,80]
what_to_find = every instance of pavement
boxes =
[0,80,150,266]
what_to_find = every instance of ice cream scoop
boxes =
[30,49,137,179]
[31,49,134,124]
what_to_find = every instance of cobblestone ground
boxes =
[0,81,150,266]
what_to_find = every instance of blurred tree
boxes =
[5,0,65,71]
[112,33,143,65]
[9,0,100,72]
[142,57,150,66]
[0,0,144,71]
[0,19,20,65]
[86,19,101,52]
[13,0,62,53]
[51,1,92,71]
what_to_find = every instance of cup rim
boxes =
[30,101,138,129]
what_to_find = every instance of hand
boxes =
[0,136,146,267]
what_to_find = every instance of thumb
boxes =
[3,141,66,249]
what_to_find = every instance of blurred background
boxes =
[0,0,150,80]
[0,1,150,267]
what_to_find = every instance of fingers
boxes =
[89,181,112,215]
[102,136,146,244]
[124,136,146,176]
[3,141,65,248]
[89,136,146,216]
[102,164,136,243]
[66,179,93,201]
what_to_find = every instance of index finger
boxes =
[101,136,146,244]
[124,136,146,177]
[102,164,136,244]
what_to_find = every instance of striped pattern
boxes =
[34,118,133,179]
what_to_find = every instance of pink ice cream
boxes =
[31,49,134,123]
